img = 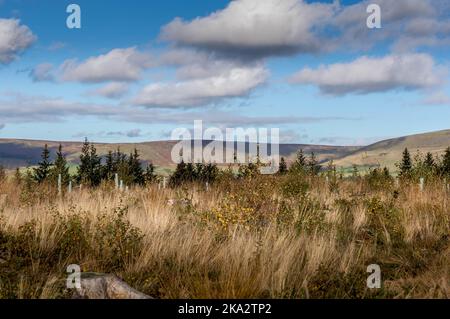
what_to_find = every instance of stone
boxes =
[72,273,152,299]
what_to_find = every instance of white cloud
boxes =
[289,54,446,95]
[87,82,129,99]
[161,0,334,59]
[422,91,450,105]
[29,63,54,82]
[0,19,36,63]
[61,47,153,83]
[132,65,268,108]
[0,93,337,127]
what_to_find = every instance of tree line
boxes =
[4,143,450,188]
[19,139,156,187]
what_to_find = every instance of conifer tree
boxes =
[308,152,321,176]
[77,139,102,186]
[278,157,288,175]
[33,144,52,183]
[129,148,145,185]
[290,149,307,173]
[102,150,115,180]
[144,162,156,184]
[50,144,70,186]
[170,160,187,187]
[398,148,412,178]
[441,147,450,177]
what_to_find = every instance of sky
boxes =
[0,0,449,146]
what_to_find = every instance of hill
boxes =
[331,129,450,171]
[0,138,357,170]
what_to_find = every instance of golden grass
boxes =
[0,175,448,299]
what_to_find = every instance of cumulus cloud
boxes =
[132,64,268,108]
[61,47,154,83]
[87,82,129,99]
[161,0,335,59]
[0,19,36,64]
[289,54,446,95]
[29,63,54,82]
[333,0,450,52]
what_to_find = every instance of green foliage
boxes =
[440,147,450,177]
[170,161,219,187]
[280,174,309,199]
[398,148,412,179]
[33,144,52,183]
[76,139,102,187]
[308,152,321,176]
[49,144,71,186]
[278,157,288,175]
[365,167,394,190]
[144,162,157,184]
[290,149,307,174]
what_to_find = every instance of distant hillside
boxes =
[332,129,450,171]
[1,129,448,171]
[0,138,357,169]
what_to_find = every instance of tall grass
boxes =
[0,174,448,299]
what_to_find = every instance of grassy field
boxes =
[0,174,449,299]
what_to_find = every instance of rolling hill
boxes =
[0,129,448,172]
[0,138,357,170]
[331,129,450,171]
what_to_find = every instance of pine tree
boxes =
[308,152,321,176]
[76,139,102,186]
[170,160,187,187]
[102,150,115,180]
[33,144,52,183]
[441,147,450,177]
[398,148,412,178]
[290,149,307,173]
[50,144,70,186]
[129,149,145,185]
[144,162,156,184]
[278,157,288,175]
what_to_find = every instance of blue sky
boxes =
[0,0,449,145]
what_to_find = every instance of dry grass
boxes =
[0,174,448,299]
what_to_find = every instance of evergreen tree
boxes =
[398,148,412,178]
[50,144,70,186]
[185,162,195,182]
[278,157,288,175]
[102,150,115,180]
[76,139,102,186]
[144,162,156,184]
[441,147,450,177]
[308,152,321,176]
[424,152,435,169]
[290,149,307,173]
[33,144,52,183]
[129,149,145,185]
[170,160,187,187]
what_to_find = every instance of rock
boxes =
[72,273,152,299]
